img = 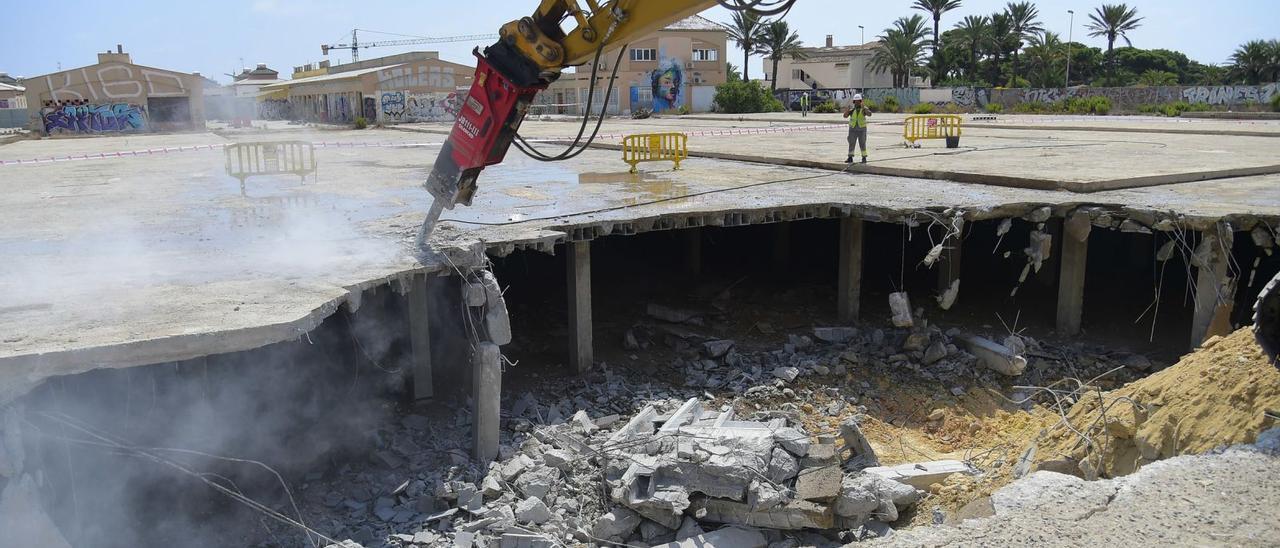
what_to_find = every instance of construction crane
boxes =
[321,29,499,62]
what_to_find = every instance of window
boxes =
[635,87,654,106]
[792,69,804,80]
[693,48,717,62]
[630,48,656,62]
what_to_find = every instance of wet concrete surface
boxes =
[1,125,1279,404]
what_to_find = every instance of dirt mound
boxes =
[1037,328,1280,478]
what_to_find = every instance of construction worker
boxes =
[799,92,810,117]
[843,93,870,164]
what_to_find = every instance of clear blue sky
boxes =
[2,0,1269,84]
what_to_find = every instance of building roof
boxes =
[791,42,882,63]
[663,14,726,32]
[0,82,24,92]
[232,78,286,87]
[260,64,402,90]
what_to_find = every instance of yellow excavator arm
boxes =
[419,0,761,245]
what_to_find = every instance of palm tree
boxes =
[912,0,963,66]
[986,12,1014,85]
[1230,39,1276,84]
[870,28,928,88]
[893,14,933,44]
[1004,1,1043,86]
[761,20,806,91]
[726,11,767,81]
[952,15,991,80]
[1086,4,1143,83]
[1023,30,1065,87]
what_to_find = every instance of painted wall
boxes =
[775,83,1276,111]
[23,62,203,132]
[40,102,146,134]
[377,90,463,123]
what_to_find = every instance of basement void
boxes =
[3,206,1277,547]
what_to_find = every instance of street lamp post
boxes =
[1065,10,1074,87]
[859,26,867,88]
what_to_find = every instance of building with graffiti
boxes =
[22,46,205,135]
[259,52,472,125]
[542,15,728,114]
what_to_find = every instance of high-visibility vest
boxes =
[848,105,867,128]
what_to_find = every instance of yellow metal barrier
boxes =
[903,114,963,148]
[225,140,318,193]
[622,132,688,173]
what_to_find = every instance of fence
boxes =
[776,83,1279,111]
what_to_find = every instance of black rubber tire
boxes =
[1254,272,1280,367]
[945,136,960,149]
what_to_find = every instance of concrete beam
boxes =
[472,341,501,462]
[837,217,865,322]
[567,241,593,374]
[1191,228,1234,348]
[407,273,433,399]
[685,227,702,277]
[1056,212,1091,336]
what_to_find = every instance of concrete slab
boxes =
[2,127,1279,404]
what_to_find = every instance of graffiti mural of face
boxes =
[657,70,677,102]
[650,59,684,111]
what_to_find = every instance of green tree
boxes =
[1004,1,1043,87]
[870,24,928,88]
[726,11,767,81]
[912,0,963,73]
[726,62,742,82]
[986,12,1015,86]
[952,15,992,81]
[760,20,806,92]
[1086,3,1144,84]
[1022,30,1065,87]
[1229,39,1280,84]
[1137,70,1178,86]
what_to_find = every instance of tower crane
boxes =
[321,29,499,61]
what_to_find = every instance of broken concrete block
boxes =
[889,292,913,327]
[902,331,930,351]
[485,303,512,346]
[464,282,487,307]
[514,466,557,501]
[454,531,476,547]
[923,340,947,365]
[703,339,735,358]
[500,454,534,481]
[864,460,974,490]
[990,471,1117,521]
[794,465,842,502]
[834,477,880,520]
[674,516,704,541]
[480,270,504,308]
[1025,230,1053,272]
[767,447,800,483]
[936,278,960,310]
[592,507,644,541]
[812,327,857,343]
[748,479,789,511]
[695,498,833,530]
[771,367,800,382]
[652,526,768,548]
[640,520,675,543]
[514,496,552,524]
[839,418,879,467]
[801,443,838,468]
[955,335,1027,376]
[773,427,810,457]
[498,533,556,548]
[1024,206,1051,223]
[570,410,598,433]
[647,303,701,323]
[541,448,574,471]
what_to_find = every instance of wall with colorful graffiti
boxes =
[40,102,146,134]
[378,90,460,123]
[990,83,1278,109]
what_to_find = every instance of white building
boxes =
[763,35,928,91]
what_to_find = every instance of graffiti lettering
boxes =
[41,103,146,134]
[405,92,460,122]
[380,91,406,120]
[376,66,456,90]
[258,99,291,120]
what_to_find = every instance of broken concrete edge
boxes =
[671,116,1280,138]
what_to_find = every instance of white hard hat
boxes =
[853,93,863,101]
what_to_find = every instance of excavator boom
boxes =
[418,0,730,247]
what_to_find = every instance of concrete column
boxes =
[567,241,593,374]
[685,227,702,277]
[472,341,501,462]
[837,217,865,323]
[406,273,433,399]
[773,222,791,273]
[1191,229,1234,348]
[1056,212,1091,336]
